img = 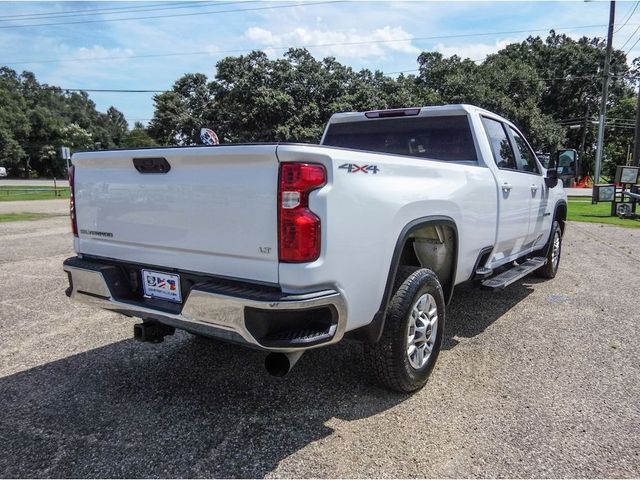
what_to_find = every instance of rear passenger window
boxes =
[481,117,516,170]
[510,128,540,174]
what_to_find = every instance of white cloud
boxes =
[245,25,419,59]
[434,39,515,62]
[246,27,277,44]
[0,0,622,127]
[73,45,135,61]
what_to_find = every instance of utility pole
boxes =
[594,0,615,183]
[634,82,640,166]
[579,103,590,176]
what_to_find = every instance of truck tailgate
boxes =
[72,145,279,284]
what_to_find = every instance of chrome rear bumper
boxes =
[63,257,347,352]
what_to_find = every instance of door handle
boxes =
[502,182,512,193]
[531,184,538,194]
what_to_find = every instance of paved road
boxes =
[0,218,638,478]
[565,187,592,197]
[0,179,69,187]
[0,179,591,200]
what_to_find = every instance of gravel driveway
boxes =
[0,217,638,478]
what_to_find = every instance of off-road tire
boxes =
[363,266,445,393]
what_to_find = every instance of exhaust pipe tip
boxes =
[265,351,304,377]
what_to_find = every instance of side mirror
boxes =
[545,168,558,188]
[545,150,559,188]
[556,148,578,177]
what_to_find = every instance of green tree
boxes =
[123,121,157,148]
[602,95,636,178]
[148,73,212,145]
[0,68,30,175]
[495,31,634,172]
[31,32,632,180]
[0,68,131,177]
[103,106,129,147]
[209,50,294,142]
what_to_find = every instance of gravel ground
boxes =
[0,217,638,478]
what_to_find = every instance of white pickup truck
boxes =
[64,104,567,392]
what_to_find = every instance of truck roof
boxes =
[326,104,501,125]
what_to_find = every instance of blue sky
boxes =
[0,1,636,126]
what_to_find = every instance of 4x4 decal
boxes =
[339,163,380,174]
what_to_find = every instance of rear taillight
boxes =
[278,162,326,263]
[69,165,78,237]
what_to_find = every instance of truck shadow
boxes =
[0,280,540,478]
[0,335,399,478]
[442,279,541,350]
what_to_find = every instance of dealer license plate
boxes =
[142,269,182,303]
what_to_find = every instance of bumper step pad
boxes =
[262,325,336,347]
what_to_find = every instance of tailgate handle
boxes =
[133,157,171,174]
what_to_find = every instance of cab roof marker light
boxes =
[365,108,421,119]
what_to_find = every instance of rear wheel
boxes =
[535,220,562,279]
[364,266,445,393]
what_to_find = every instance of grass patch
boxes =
[0,185,66,189]
[0,186,70,201]
[568,199,640,228]
[0,212,56,223]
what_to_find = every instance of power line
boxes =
[0,1,344,29]
[603,123,636,128]
[42,88,166,93]
[559,115,635,122]
[386,57,487,75]
[620,23,640,50]
[0,2,185,20]
[0,2,251,24]
[0,1,224,21]
[626,32,640,55]
[0,22,626,66]
[42,73,634,95]
[385,69,420,75]
[393,72,630,81]
[559,117,635,125]
[615,0,640,33]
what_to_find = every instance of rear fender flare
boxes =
[351,216,458,344]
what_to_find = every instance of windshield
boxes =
[322,115,477,162]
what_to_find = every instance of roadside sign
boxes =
[60,146,71,160]
[594,184,616,202]
[614,166,639,184]
[592,165,639,217]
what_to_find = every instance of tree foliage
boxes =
[123,121,158,148]
[1,31,638,178]
[0,68,130,177]
[148,32,636,177]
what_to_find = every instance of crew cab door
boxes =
[481,117,532,263]
[507,126,550,248]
